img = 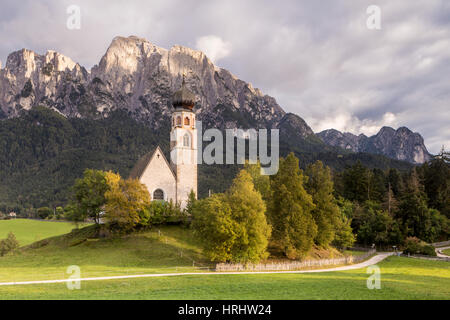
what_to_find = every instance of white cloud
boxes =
[308,112,399,137]
[0,0,448,153]
[195,35,232,64]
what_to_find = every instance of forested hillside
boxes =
[0,107,412,214]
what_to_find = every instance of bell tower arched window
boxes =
[183,133,190,147]
[184,117,190,126]
[176,116,182,126]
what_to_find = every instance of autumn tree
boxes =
[104,178,151,233]
[269,153,317,259]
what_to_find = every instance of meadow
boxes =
[0,219,79,246]
[0,221,448,300]
[0,257,448,300]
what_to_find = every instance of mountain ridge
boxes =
[0,35,431,164]
[317,126,432,164]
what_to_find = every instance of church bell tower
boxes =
[170,75,198,208]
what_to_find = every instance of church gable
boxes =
[131,146,176,202]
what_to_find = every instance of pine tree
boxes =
[185,190,197,216]
[422,150,450,218]
[342,161,370,202]
[269,153,317,259]
[397,168,434,241]
[305,161,341,247]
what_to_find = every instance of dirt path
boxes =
[0,252,394,287]
[436,246,450,258]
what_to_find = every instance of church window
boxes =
[184,117,190,126]
[176,116,182,126]
[183,133,190,147]
[153,189,164,201]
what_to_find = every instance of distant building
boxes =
[129,78,198,209]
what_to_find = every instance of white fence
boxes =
[215,250,376,272]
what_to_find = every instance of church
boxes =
[129,78,198,209]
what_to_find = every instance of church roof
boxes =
[129,146,176,180]
[172,77,195,110]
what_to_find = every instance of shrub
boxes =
[402,237,437,256]
[37,207,53,220]
[0,232,20,256]
[420,245,437,257]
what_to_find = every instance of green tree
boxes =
[185,190,197,216]
[395,168,444,242]
[244,162,271,202]
[333,214,356,249]
[355,201,402,246]
[71,169,110,223]
[342,161,370,202]
[192,194,238,262]
[225,170,271,263]
[334,197,356,248]
[269,153,317,259]
[305,161,341,247]
[0,232,20,256]
[422,150,450,218]
[387,168,404,197]
[55,206,64,220]
[192,171,271,263]
[370,168,387,203]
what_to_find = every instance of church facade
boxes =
[129,78,198,208]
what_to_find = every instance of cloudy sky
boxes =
[1,0,449,153]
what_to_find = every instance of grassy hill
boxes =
[0,224,209,283]
[0,219,79,246]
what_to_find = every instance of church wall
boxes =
[140,149,177,203]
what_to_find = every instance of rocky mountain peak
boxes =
[0,36,433,165]
[0,36,285,128]
[318,126,432,164]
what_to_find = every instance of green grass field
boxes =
[443,248,450,256]
[0,222,448,300]
[0,224,209,283]
[0,219,79,246]
[0,257,448,300]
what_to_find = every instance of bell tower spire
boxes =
[170,75,198,208]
